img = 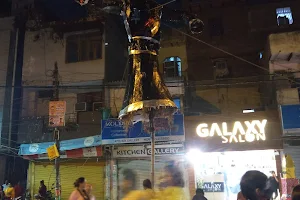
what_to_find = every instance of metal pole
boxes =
[53,62,60,200]
[54,128,60,200]
[149,109,155,186]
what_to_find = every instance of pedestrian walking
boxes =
[143,179,155,199]
[2,181,8,191]
[192,188,208,200]
[4,183,15,200]
[14,181,23,198]
[120,169,152,200]
[292,185,300,200]
[0,186,4,200]
[69,177,90,200]
[269,171,279,199]
[156,163,187,200]
[240,170,273,200]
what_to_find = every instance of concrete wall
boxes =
[21,91,77,119]
[185,0,300,81]
[195,86,261,114]
[22,29,105,86]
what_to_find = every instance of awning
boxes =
[23,146,102,160]
[18,135,101,156]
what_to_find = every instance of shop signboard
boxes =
[18,135,101,155]
[46,144,59,160]
[196,119,268,144]
[101,114,184,144]
[113,144,184,158]
[202,182,224,193]
[280,104,300,134]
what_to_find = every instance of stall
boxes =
[101,114,189,200]
[19,135,105,200]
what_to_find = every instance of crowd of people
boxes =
[67,165,300,200]
[0,180,23,200]
[2,167,300,200]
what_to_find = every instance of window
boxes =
[66,31,102,63]
[214,60,229,78]
[259,51,263,59]
[208,17,224,37]
[276,7,293,26]
[163,57,182,77]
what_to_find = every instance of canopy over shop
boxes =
[18,135,105,200]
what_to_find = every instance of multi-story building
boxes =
[182,0,300,199]
[17,1,188,198]
[0,16,15,185]
[0,0,26,183]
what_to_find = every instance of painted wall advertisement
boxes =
[101,114,184,144]
[113,144,184,158]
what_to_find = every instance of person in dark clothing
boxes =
[14,182,23,198]
[292,184,300,200]
[192,188,208,200]
[38,180,47,198]
[240,170,273,200]
[143,179,152,190]
[0,186,4,200]
[269,171,279,199]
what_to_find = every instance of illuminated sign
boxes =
[196,120,267,143]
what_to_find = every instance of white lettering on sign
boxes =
[196,120,267,143]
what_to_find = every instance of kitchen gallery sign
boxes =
[113,144,184,158]
[196,120,267,143]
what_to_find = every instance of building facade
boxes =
[0,16,15,184]
[182,0,300,199]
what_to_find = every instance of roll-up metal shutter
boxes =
[284,145,300,179]
[31,161,105,200]
[117,156,190,199]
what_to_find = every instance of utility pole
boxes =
[52,62,61,200]
[149,109,155,186]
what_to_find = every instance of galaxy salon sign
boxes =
[196,120,267,143]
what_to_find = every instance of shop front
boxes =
[113,144,187,199]
[184,111,283,200]
[19,135,105,200]
[101,114,189,200]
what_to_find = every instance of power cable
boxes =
[163,22,300,86]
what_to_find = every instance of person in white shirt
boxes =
[2,181,8,191]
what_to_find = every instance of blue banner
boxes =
[101,114,185,144]
[18,135,102,155]
[281,104,300,134]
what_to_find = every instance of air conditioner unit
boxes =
[75,102,87,112]
[93,102,103,111]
